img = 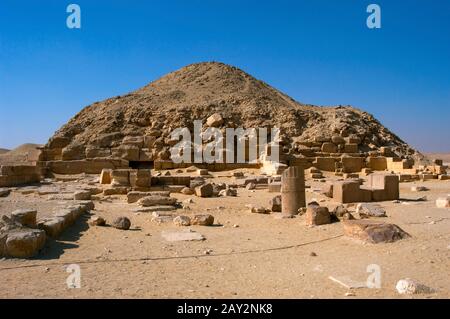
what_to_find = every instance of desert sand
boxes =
[0,169,449,299]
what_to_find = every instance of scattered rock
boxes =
[181,187,194,195]
[195,183,214,198]
[219,188,237,197]
[112,217,131,230]
[356,203,387,218]
[73,190,91,200]
[132,205,176,213]
[436,197,450,208]
[206,113,224,127]
[343,220,410,244]
[331,205,355,221]
[269,195,282,212]
[0,188,11,197]
[396,279,434,295]
[249,206,270,214]
[138,195,177,207]
[305,205,330,226]
[411,186,428,192]
[246,182,256,190]
[173,215,191,226]
[191,214,214,226]
[89,216,106,226]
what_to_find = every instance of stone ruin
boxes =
[2,62,449,258]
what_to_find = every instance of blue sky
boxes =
[0,0,449,152]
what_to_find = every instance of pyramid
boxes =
[39,62,420,174]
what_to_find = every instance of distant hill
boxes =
[425,153,450,165]
[0,143,42,165]
[0,148,10,155]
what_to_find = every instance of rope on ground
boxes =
[0,234,344,271]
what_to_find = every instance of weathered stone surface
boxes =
[138,195,177,207]
[38,217,65,238]
[0,188,11,197]
[173,215,191,226]
[112,216,131,230]
[4,229,46,258]
[436,197,450,208]
[356,203,387,218]
[111,169,130,186]
[11,209,37,228]
[191,214,214,226]
[127,191,170,204]
[305,205,331,226]
[321,183,333,198]
[73,190,91,200]
[181,187,194,195]
[195,183,214,198]
[103,187,129,196]
[269,195,282,212]
[89,216,106,226]
[132,205,177,213]
[100,169,112,184]
[343,220,410,243]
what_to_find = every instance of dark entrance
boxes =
[129,161,154,169]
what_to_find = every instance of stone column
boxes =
[281,166,306,215]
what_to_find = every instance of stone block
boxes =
[343,220,410,244]
[4,229,46,258]
[305,205,331,226]
[342,157,365,173]
[111,169,130,186]
[11,209,37,228]
[100,169,112,184]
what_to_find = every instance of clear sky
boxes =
[0,0,449,152]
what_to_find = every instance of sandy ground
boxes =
[0,171,449,299]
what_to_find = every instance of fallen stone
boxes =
[219,188,237,197]
[356,203,387,218]
[343,220,410,244]
[73,190,91,200]
[191,214,214,226]
[206,113,224,127]
[127,191,170,204]
[249,206,270,214]
[112,217,131,230]
[269,195,282,212]
[161,229,205,242]
[89,216,106,226]
[11,209,37,228]
[411,186,428,192]
[132,205,177,213]
[305,205,331,226]
[246,182,256,190]
[173,215,191,226]
[396,279,434,295]
[151,216,174,224]
[436,197,450,208]
[4,229,46,258]
[180,187,194,195]
[0,188,11,197]
[138,195,177,207]
[195,183,214,198]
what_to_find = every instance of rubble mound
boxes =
[42,62,419,163]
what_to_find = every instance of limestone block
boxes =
[111,169,130,186]
[305,205,331,226]
[100,169,112,184]
[5,229,46,258]
[11,209,37,228]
